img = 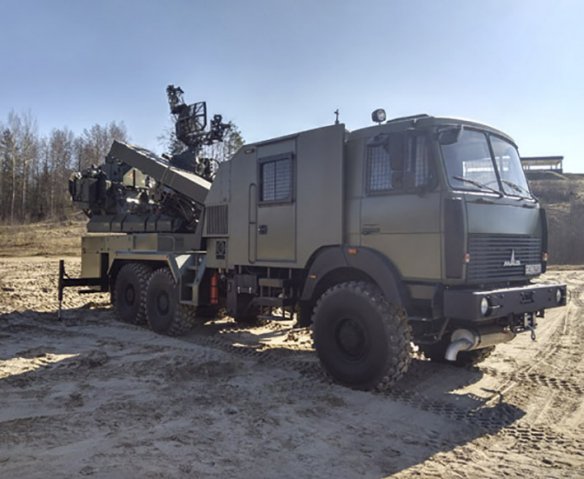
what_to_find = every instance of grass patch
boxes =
[0,220,85,257]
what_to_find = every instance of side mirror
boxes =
[438,126,462,145]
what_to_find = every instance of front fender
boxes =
[300,246,406,306]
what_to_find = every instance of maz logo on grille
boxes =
[503,249,522,267]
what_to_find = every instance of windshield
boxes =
[490,135,530,196]
[441,128,532,198]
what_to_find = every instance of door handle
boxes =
[361,226,380,235]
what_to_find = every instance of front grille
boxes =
[467,234,541,282]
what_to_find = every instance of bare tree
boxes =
[17,112,38,222]
[76,121,128,170]
[201,122,245,163]
[0,126,19,224]
[48,128,75,219]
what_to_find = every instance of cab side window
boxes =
[366,134,404,193]
[407,134,433,188]
[365,133,434,194]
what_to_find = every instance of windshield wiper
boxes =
[452,176,503,197]
[500,179,533,200]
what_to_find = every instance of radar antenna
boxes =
[166,85,230,179]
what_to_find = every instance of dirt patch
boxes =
[0,257,582,478]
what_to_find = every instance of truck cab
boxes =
[348,114,542,286]
[336,114,564,367]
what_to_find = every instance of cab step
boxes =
[253,297,295,308]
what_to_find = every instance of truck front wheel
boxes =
[312,281,411,391]
[113,263,152,324]
[145,268,195,336]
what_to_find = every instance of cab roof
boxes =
[350,114,516,146]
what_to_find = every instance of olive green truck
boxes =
[60,86,567,390]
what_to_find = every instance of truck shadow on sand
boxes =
[0,308,526,478]
[190,317,526,431]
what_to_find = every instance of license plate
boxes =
[525,263,542,275]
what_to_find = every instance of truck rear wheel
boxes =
[312,281,411,391]
[113,263,152,324]
[145,268,195,336]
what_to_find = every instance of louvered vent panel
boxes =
[206,205,228,235]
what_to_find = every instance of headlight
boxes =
[480,297,490,316]
[556,289,563,304]
[371,108,386,124]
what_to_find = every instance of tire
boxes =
[312,281,412,391]
[420,341,495,367]
[113,263,152,324]
[174,304,198,333]
[145,268,195,336]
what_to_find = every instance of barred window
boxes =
[260,154,293,202]
[368,145,392,191]
[410,135,431,187]
[366,135,403,193]
[366,133,433,194]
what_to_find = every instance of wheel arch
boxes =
[109,253,188,286]
[109,258,165,288]
[300,246,409,312]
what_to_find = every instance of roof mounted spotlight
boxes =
[371,108,386,124]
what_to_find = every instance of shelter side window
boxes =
[260,154,293,203]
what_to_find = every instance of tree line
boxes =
[0,111,129,223]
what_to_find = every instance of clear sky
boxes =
[1,0,582,171]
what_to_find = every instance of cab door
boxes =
[360,132,442,281]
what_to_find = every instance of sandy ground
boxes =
[0,257,582,478]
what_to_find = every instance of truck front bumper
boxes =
[443,282,567,321]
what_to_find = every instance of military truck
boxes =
[60,86,567,390]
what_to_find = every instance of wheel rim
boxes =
[335,317,367,360]
[156,291,170,315]
[124,284,135,305]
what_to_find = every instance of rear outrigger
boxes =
[59,86,567,390]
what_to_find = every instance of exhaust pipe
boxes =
[445,327,516,362]
[445,329,477,361]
